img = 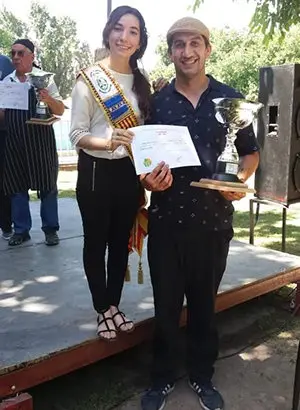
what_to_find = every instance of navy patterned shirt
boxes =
[147,75,259,231]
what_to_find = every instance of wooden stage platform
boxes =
[1,199,300,406]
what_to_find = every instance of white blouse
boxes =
[69,66,142,159]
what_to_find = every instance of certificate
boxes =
[0,82,29,110]
[130,124,201,175]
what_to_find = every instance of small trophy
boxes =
[191,98,263,194]
[26,68,59,125]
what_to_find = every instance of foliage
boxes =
[149,37,175,83]
[191,0,300,42]
[0,8,29,55]
[0,2,93,98]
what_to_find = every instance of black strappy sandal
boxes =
[97,310,117,342]
[112,309,135,333]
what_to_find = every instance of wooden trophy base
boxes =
[26,116,60,126]
[190,178,256,194]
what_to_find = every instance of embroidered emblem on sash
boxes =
[90,70,112,93]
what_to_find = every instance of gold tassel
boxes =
[125,264,131,282]
[138,258,144,284]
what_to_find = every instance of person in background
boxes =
[0,53,14,240]
[1,39,64,247]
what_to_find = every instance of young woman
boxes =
[69,6,151,341]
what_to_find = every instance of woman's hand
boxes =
[152,77,169,93]
[109,128,134,151]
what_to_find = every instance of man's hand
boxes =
[219,191,246,201]
[140,162,173,192]
[38,89,64,116]
[38,89,52,104]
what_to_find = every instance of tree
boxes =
[149,38,175,83]
[207,25,300,99]
[29,2,93,98]
[0,7,29,38]
[0,28,13,55]
[0,7,29,55]
[191,0,300,41]
[75,41,93,69]
[0,2,93,98]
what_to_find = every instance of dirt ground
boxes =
[114,294,299,410]
[27,290,299,410]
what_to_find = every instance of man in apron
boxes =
[1,39,64,246]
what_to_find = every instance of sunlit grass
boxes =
[233,210,300,256]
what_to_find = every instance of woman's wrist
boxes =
[105,138,114,152]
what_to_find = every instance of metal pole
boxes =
[282,206,287,252]
[107,0,112,17]
[249,199,255,245]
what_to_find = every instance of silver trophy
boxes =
[26,68,58,125]
[191,98,263,193]
[212,98,263,182]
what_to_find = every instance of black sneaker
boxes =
[45,232,60,246]
[141,383,175,410]
[189,380,224,410]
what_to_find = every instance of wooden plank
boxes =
[26,116,59,126]
[1,266,300,399]
[196,178,249,188]
[0,319,154,399]
[294,281,300,316]
[216,266,300,312]
[0,393,33,410]
[191,179,255,193]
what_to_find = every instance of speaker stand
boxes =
[249,198,287,252]
[249,197,300,318]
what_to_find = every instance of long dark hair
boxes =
[102,5,151,119]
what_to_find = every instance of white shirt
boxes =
[3,68,62,101]
[69,66,142,160]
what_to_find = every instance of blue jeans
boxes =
[11,189,59,235]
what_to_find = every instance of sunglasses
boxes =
[11,50,32,57]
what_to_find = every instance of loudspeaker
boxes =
[255,64,300,206]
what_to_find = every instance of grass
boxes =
[233,209,300,256]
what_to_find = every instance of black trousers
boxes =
[0,129,11,232]
[148,220,233,386]
[76,151,140,313]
